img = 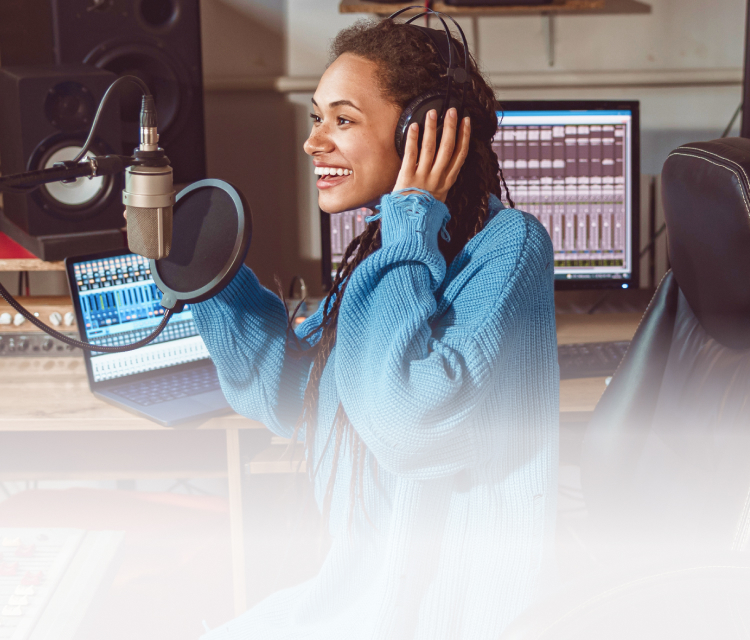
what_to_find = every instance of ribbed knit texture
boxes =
[194,192,559,640]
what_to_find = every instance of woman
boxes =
[196,17,558,640]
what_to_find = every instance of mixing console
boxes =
[0,528,122,640]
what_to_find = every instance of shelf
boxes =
[0,232,65,271]
[339,0,651,15]
[0,258,65,271]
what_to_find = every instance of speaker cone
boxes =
[28,134,117,220]
[41,145,107,207]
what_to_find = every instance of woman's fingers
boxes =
[432,108,458,176]
[417,109,438,174]
[444,117,471,185]
[393,122,419,192]
[402,122,419,171]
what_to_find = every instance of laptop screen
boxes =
[69,252,209,383]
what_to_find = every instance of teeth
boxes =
[314,167,352,176]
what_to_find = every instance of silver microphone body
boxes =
[123,163,175,260]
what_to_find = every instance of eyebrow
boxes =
[311,97,363,113]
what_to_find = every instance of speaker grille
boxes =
[126,206,172,259]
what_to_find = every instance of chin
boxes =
[318,193,366,214]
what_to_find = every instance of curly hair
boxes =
[291,17,512,526]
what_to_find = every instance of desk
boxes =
[0,356,262,617]
[0,311,642,614]
[556,312,641,420]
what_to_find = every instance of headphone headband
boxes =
[387,6,470,85]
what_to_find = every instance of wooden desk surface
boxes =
[0,357,263,432]
[0,313,642,432]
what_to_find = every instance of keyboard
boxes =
[558,340,631,380]
[112,365,220,406]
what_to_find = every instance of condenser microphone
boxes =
[123,96,175,259]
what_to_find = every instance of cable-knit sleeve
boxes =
[335,190,554,477]
[191,265,321,438]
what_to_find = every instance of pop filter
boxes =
[151,179,251,311]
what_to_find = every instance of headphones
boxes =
[388,7,471,159]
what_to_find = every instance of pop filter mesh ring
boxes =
[150,179,251,310]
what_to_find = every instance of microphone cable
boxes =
[0,281,174,353]
[73,75,152,163]
[0,75,176,353]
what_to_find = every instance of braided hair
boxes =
[291,17,513,526]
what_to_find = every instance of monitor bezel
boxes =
[496,99,641,291]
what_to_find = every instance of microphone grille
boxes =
[126,206,173,259]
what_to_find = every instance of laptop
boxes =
[65,248,232,427]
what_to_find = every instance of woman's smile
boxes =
[314,163,353,189]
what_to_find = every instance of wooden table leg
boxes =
[226,428,247,616]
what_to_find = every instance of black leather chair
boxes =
[581,137,750,554]
[500,138,750,639]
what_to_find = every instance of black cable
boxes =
[587,291,610,315]
[639,222,666,258]
[73,75,151,163]
[722,102,743,138]
[0,280,173,353]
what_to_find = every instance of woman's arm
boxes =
[335,191,555,476]
[191,265,320,438]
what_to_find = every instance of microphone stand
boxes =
[0,154,140,193]
[0,75,175,353]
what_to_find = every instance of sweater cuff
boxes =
[376,189,451,250]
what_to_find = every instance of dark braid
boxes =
[296,17,511,527]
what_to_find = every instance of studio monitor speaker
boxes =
[51,0,207,185]
[0,64,127,260]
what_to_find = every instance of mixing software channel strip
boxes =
[70,254,211,382]
[492,109,635,283]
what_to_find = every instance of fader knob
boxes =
[0,313,11,325]
[64,312,75,327]
[13,314,25,327]
[49,312,62,326]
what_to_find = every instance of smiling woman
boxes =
[304,55,403,214]
[192,13,558,640]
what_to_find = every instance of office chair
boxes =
[500,138,750,640]
[581,137,750,553]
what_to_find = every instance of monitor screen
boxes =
[69,252,209,383]
[494,101,640,288]
[321,100,639,290]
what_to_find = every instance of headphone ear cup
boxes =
[394,90,463,160]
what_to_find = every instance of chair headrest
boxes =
[661,138,750,349]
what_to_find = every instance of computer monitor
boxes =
[495,100,640,289]
[321,100,639,291]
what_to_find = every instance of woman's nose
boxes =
[304,124,334,156]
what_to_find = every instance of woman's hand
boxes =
[393,107,470,202]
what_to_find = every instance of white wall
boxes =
[152,0,750,290]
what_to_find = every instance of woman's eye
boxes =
[309,113,321,124]
[337,116,352,126]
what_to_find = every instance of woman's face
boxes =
[304,53,403,213]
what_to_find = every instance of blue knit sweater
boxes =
[194,191,559,639]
